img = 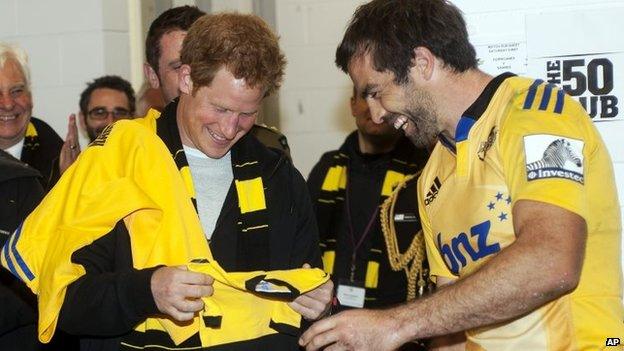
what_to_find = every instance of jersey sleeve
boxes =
[4,120,178,343]
[498,94,594,220]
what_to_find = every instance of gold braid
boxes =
[380,173,427,301]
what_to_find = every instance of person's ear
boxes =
[411,46,436,81]
[350,95,357,117]
[179,64,193,95]
[144,63,160,89]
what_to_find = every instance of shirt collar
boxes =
[440,72,516,154]
[3,138,24,160]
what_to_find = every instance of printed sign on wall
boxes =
[526,8,624,122]
[528,53,622,121]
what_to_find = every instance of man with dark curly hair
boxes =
[301,0,623,350]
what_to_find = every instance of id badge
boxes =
[336,279,365,308]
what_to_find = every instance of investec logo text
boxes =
[527,168,584,183]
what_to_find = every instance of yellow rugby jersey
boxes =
[1,117,329,346]
[418,74,623,350]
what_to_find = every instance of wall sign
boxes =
[529,53,622,121]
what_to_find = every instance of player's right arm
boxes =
[57,223,160,336]
[58,223,213,336]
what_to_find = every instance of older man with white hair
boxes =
[0,42,67,190]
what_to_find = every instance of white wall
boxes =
[0,0,130,146]
[276,0,366,178]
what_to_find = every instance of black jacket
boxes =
[57,112,321,350]
[1,151,79,351]
[307,132,428,308]
[0,150,43,350]
[0,149,43,238]
[307,134,428,351]
[20,117,63,191]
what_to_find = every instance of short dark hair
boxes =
[145,6,205,74]
[79,75,136,115]
[336,0,477,84]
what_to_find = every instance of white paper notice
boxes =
[476,41,527,76]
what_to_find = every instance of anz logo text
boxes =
[437,221,501,274]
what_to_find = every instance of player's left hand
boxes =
[288,263,333,320]
[299,308,403,351]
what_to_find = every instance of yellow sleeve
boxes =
[498,99,593,220]
[8,120,172,343]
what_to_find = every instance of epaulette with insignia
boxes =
[250,124,291,159]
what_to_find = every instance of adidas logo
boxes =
[424,177,442,206]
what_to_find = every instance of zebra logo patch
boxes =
[524,135,584,184]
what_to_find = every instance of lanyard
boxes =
[345,176,379,282]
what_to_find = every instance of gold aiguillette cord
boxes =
[379,173,427,301]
